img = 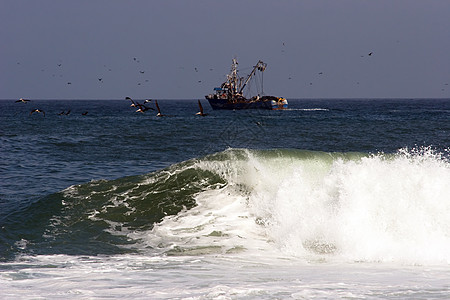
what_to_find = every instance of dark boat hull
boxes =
[206,98,272,110]
[206,96,288,110]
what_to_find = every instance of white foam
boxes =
[140,148,450,265]
[247,148,450,264]
[2,254,450,299]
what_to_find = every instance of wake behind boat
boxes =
[205,58,288,110]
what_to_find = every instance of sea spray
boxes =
[244,148,450,264]
[143,148,450,265]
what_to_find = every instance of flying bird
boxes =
[16,98,30,103]
[126,97,154,112]
[126,96,137,107]
[82,111,88,116]
[368,52,373,56]
[135,103,154,113]
[30,109,45,117]
[196,100,207,116]
[155,100,164,117]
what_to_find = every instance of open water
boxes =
[1,98,450,299]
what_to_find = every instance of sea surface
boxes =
[1,98,450,299]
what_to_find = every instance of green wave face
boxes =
[1,156,228,259]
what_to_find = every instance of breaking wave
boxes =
[2,147,450,265]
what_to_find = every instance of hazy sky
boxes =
[1,0,449,100]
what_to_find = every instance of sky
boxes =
[1,0,450,100]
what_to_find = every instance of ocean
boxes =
[1,98,450,299]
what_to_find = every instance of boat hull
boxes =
[206,97,288,110]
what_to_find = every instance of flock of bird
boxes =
[15,98,46,116]
[13,47,449,99]
[15,97,207,117]
[125,97,206,117]
[24,57,152,87]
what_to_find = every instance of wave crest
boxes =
[147,148,450,265]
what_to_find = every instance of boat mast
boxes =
[226,58,239,95]
[238,60,266,94]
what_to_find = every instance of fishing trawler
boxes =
[205,58,288,110]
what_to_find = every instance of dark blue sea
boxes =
[1,99,450,299]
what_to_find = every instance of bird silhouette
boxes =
[30,109,45,117]
[155,100,165,117]
[126,97,154,112]
[196,100,207,116]
[126,96,137,107]
[15,98,30,103]
[135,103,154,113]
